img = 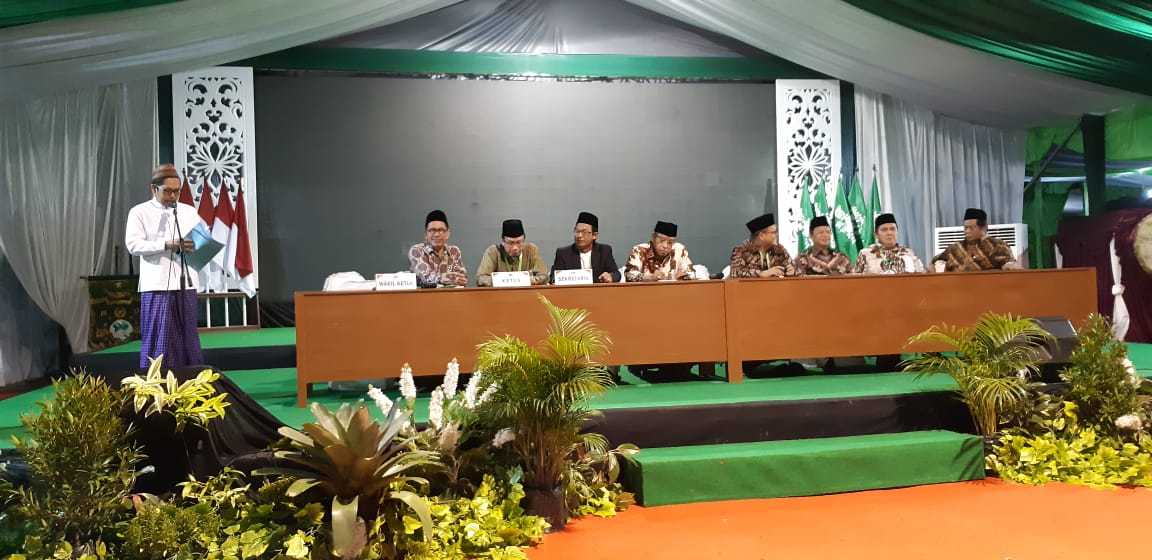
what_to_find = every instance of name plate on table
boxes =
[375,272,418,291]
[554,268,594,285]
[492,270,532,287]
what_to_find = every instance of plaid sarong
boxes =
[139,290,203,368]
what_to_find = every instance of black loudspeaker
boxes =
[1032,316,1078,382]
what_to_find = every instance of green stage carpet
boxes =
[91,327,297,354]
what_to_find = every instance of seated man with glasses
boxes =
[408,209,468,287]
[476,219,550,286]
[551,211,620,284]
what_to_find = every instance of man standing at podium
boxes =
[409,209,468,287]
[931,208,1021,272]
[476,219,549,286]
[124,164,204,368]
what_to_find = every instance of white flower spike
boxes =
[399,363,417,402]
[443,358,460,398]
[463,371,482,409]
[367,384,393,417]
[428,386,445,430]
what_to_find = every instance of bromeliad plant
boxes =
[257,401,440,559]
[902,312,1055,436]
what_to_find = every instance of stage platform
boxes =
[71,327,298,373]
[27,332,1152,506]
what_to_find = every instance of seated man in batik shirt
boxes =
[931,208,1020,272]
[624,221,695,282]
[852,213,926,274]
[793,216,851,276]
[624,220,697,380]
[408,209,468,287]
[729,213,794,278]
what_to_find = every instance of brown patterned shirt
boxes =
[793,246,851,276]
[932,237,1018,272]
[625,242,694,282]
[729,240,793,278]
[407,242,467,286]
[852,244,925,275]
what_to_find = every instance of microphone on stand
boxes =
[169,203,182,254]
[170,200,188,291]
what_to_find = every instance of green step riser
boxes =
[627,433,984,506]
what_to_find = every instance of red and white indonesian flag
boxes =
[195,177,217,292]
[209,181,234,292]
[232,180,256,297]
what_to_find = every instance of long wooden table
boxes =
[295,269,1097,406]
[295,281,729,406]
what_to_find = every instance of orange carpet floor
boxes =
[528,479,1151,560]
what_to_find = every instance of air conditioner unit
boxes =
[933,223,1029,267]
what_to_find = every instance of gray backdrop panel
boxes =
[254,75,776,303]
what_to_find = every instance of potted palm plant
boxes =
[475,295,614,531]
[902,312,1055,446]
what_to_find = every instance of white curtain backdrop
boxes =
[0,0,457,101]
[0,80,157,357]
[855,87,1027,261]
[0,249,59,386]
[626,0,1145,127]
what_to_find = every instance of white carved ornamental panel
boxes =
[775,80,841,255]
[171,67,259,293]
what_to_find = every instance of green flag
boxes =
[798,179,814,252]
[832,174,858,263]
[847,171,868,251]
[866,172,881,247]
[813,176,830,218]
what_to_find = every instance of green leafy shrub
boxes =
[116,469,325,560]
[120,356,229,431]
[396,474,546,560]
[989,402,1152,488]
[8,373,143,555]
[1059,314,1150,436]
[118,499,222,560]
[984,314,1152,489]
[564,436,637,517]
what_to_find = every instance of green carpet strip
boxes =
[625,430,985,506]
[92,327,297,354]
